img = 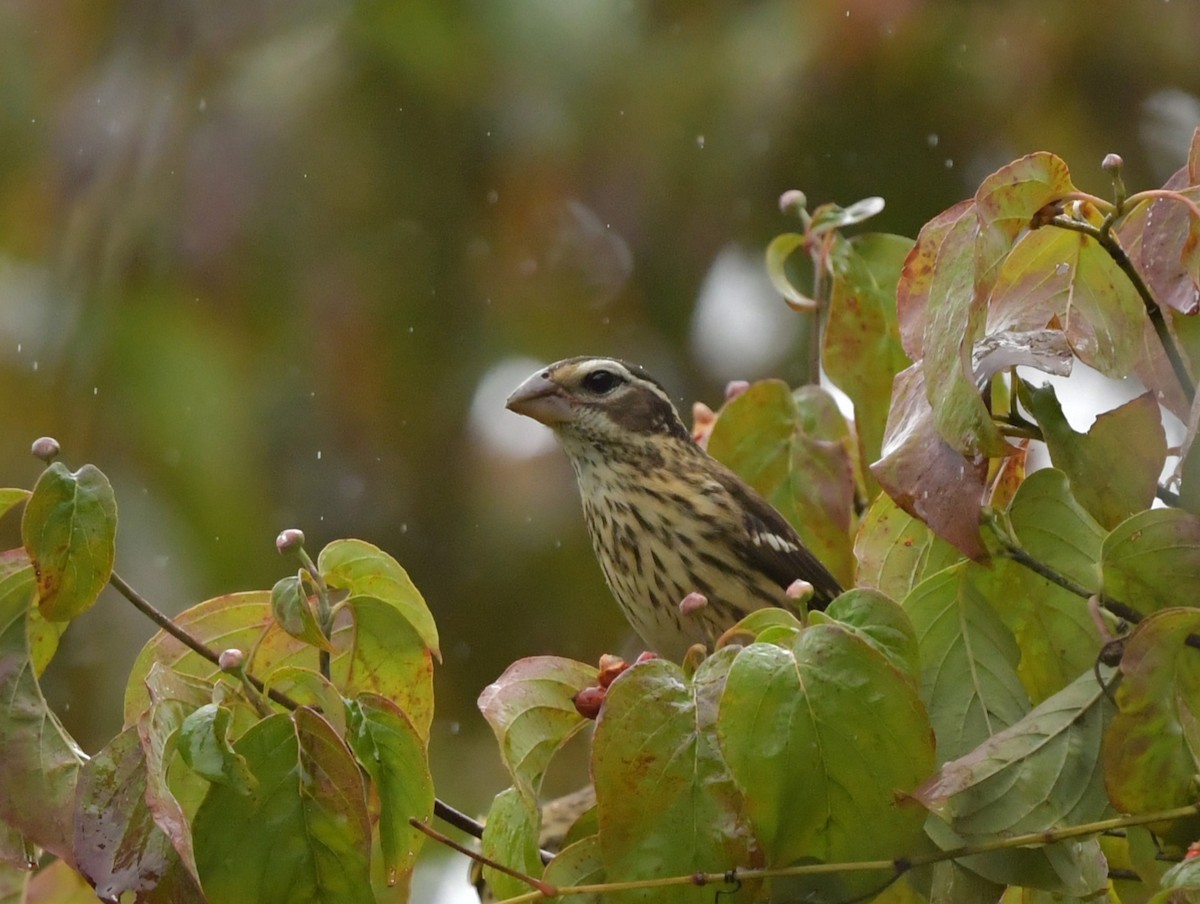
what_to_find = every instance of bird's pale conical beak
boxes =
[506,372,573,426]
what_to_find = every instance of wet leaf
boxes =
[854,492,962,601]
[193,710,372,904]
[480,787,542,902]
[708,380,855,585]
[916,667,1114,835]
[21,463,117,622]
[1118,166,1200,316]
[345,693,433,892]
[478,656,595,804]
[872,364,988,559]
[903,562,1029,763]
[1102,509,1200,614]
[975,152,1076,275]
[1103,608,1200,836]
[73,726,200,902]
[718,627,932,886]
[318,538,439,660]
[824,232,914,490]
[825,589,919,686]
[809,196,886,235]
[991,226,1148,378]
[0,566,85,863]
[594,651,761,904]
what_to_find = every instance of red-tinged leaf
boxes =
[824,232,914,490]
[718,628,930,902]
[345,693,433,892]
[853,492,962,602]
[1103,608,1200,840]
[1102,509,1200,615]
[479,787,542,903]
[1023,384,1167,529]
[707,380,856,585]
[916,668,1113,836]
[477,656,595,804]
[270,573,332,652]
[989,227,1147,377]
[896,199,975,361]
[137,696,203,891]
[193,710,373,904]
[974,152,1076,266]
[871,364,988,559]
[594,652,762,904]
[73,726,202,903]
[0,566,86,864]
[318,538,440,660]
[903,563,1029,763]
[21,463,116,622]
[1120,170,1200,315]
[765,232,817,311]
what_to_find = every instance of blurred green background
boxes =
[2,1,1198,897]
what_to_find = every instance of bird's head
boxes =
[506,357,692,456]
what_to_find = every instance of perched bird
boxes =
[506,356,842,660]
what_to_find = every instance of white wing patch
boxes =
[752,529,801,555]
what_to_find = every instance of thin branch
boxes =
[110,570,494,843]
[411,818,556,893]
[108,571,298,710]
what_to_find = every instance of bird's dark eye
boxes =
[581,369,622,394]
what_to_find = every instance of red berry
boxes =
[573,686,606,719]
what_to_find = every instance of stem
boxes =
[1048,214,1195,405]
[1125,188,1200,225]
[295,547,333,681]
[108,571,298,710]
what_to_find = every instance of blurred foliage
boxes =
[1,0,1200,879]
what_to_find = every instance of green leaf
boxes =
[974,152,1076,271]
[193,710,372,904]
[916,668,1114,835]
[477,656,595,805]
[1023,384,1166,529]
[854,492,962,601]
[1103,608,1200,825]
[73,726,202,902]
[717,626,932,888]
[345,693,433,891]
[317,538,439,660]
[765,232,816,311]
[594,652,762,903]
[872,364,989,559]
[707,379,855,585]
[824,232,913,491]
[825,589,919,686]
[543,835,604,904]
[480,787,542,903]
[178,704,257,794]
[21,462,117,621]
[0,565,85,862]
[1102,509,1200,614]
[333,595,435,740]
[263,666,346,735]
[903,563,1029,763]
[1005,468,1105,591]
[270,574,333,652]
[0,488,29,520]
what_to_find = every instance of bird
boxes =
[506,355,842,660]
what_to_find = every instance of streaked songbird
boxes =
[506,356,842,660]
